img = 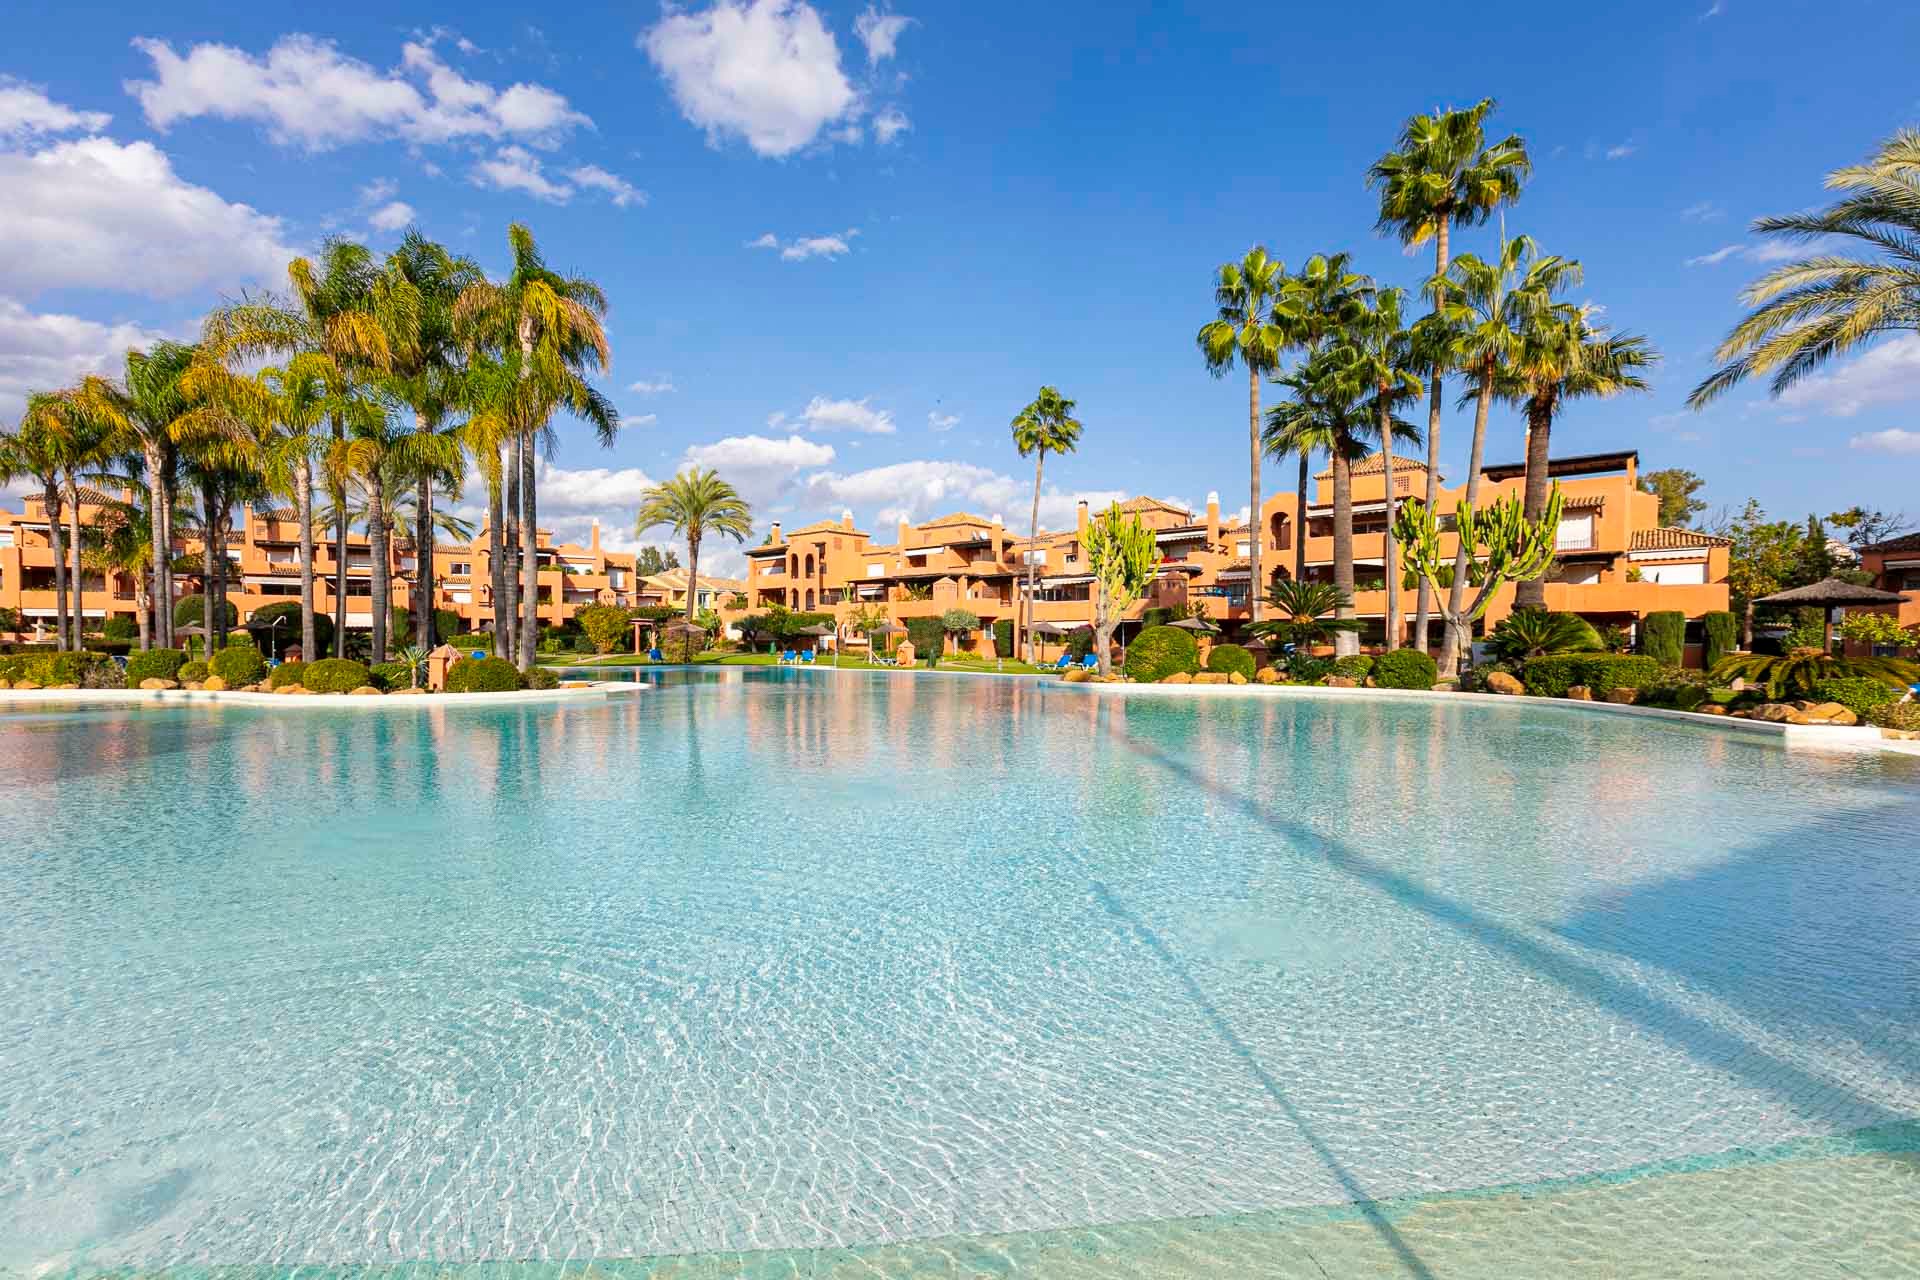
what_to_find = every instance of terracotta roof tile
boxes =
[1861,531,1920,554]
[1630,527,1731,550]
[1315,452,1433,480]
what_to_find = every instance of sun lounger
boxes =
[1054,653,1073,669]
[649,648,664,662]
[801,650,816,664]
[780,649,797,664]
[1080,654,1099,670]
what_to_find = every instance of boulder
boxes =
[1564,684,1593,701]
[52,683,79,690]
[0,678,10,690]
[11,679,39,690]
[1882,727,1920,741]
[202,675,228,691]
[1228,670,1248,685]
[1699,704,1729,716]
[1605,688,1640,705]
[349,686,384,696]
[1325,675,1360,688]
[139,677,179,691]
[388,686,427,696]
[274,683,307,695]
[1193,672,1230,685]
[1061,667,1092,684]
[1805,701,1858,726]
[1255,668,1281,685]
[1161,671,1193,685]
[1485,671,1525,696]
[182,681,205,691]
[1755,703,1797,723]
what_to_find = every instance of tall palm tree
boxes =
[1690,128,1920,408]
[635,469,753,627]
[456,224,615,671]
[89,497,158,650]
[1497,310,1658,608]
[1197,247,1288,625]
[331,399,409,661]
[1271,253,1370,588]
[1344,288,1425,649]
[1429,235,1577,673]
[1248,579,1364,655]
[1010,385,1083,662]
[1369,98,1530,652]
[0,410,71,649]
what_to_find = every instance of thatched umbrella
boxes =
[1754,576,1906,651]
[1168,617,1220,634]
[1027,619,1071,663]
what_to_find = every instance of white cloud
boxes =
[1849,428,1920,455]
[1700,1,1724,17]
[0,136,296,298]
[794,395,895,433]
[1780,335,1920,418]
[0,298,172,422]
[368,200,415,231]
[682,432,837,509]
[747,228,858,260]
[452,459,659,554]
[640,0,861,157]
[620,413,658,428]
[628,378,676,394]
[928,410,959,433]
[799,459,1128,532]
[470,145,573,202]
[1683,238,1806,268]
[853,7,913,65]
[872,106,910,144]
[126,34,591,150]
[358,176,398,205]
[1680,200,1723,223]
[0,78,111,138]
[567,164,646,208]
[1605,143,1636,160]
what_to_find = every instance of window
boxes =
[867,563,885,577]
[1555,514,1595,552]
[1639,561,1706,585]
[0,529,13,547]
[1235,539,1251,557]
[1022,549,1047,564]
[609,569,625,588]
[1554,563,1602,586]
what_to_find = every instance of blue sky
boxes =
[4,0,1917,570]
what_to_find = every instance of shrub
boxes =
[210,643,267,686]
[245,601,332,658]
[1290,656,1334,685]
[102,615,138,643]
[1123,625,1200,683]
[434,609,462,645]
[574,603,630,654]
[1331,654,1374,680]
[1067,626,1094,661]
[444,655,522,693]
[1487,609,1602,663]
[1702,611,1738,669]
[1521,654,1664,698]
[992,618,1014,658]
[178,660,210,683]
[448,632,489,650]
[1867,701,1920,732]
[269,661,308,689]
[1375,648,1438,690]
[1641,611,1685,667]
[173,594,239,628]
[1811,677,1901,720]
[1140,607,1174,628]
[905,616,945,663]
[1207,643,1256,680]
[302,658,370,693]
[369,661,413,691]
[1462,660,1516,693]
[1712,652,1919,700]
[124,648,188,686]
[523,665,559,690]
[17,651,115,687]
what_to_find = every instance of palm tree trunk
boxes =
[146,448,170,649]
[1441,366,1497,677]
[213,498,231,649]
[200,477,218,659]
[519,432,538,672]
[134,582,149,650]
[1377,393,1399,652]
[65,483,85,651]
[331,416,348,658]
[296,459,318,660]
[488,474,510,661]
[1026,450,1044,662]
[1513,397,1555,611]
[44,484,68,651]
[1247,365,1263,627]
[370,467,390,664]
[1332,443,1357,657]
[414,457,434,648]
[502,439,521,663]
[1295,452,1309,582]
[1412,219,1451,654]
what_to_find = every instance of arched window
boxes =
[788,554,799,577]
[1270,512,1291,552]
[804,553,815,578]
[805,589,816,610]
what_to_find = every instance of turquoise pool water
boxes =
[2,670,1917,1278]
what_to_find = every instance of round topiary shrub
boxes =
[1331,654,1374,680]
[210,643,267,686]
[177,660,210,683]
[1375,648,1438,690]
[523,665,559,690]
[444,656,522,693]
[1206,643,1256,680]
[369,660,413,691]
[245,601,332,660]
[302,658,371,694]
[124,648,188,687]
[269,661,308,689]
[172,594,240,628]
[1123,624,1200,683]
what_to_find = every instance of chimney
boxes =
[991,513,1003,560]
[770,521,783,544]
[841,508,855,531]
[897,518,910,548]
[590,518,601,552]
[1205,490,1220,545]
[1076,499,1090,539]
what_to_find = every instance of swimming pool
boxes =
[3,669,1917,1277]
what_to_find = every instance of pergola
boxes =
[1754,576,1906,652]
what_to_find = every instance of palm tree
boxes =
[1010,385,1083,662]
[1423,233,1577,673]
[1197,247,1288,626]
[1344,287,1425,649]
[1269,252,1370,588]
[1247,579,1363,660]
[0,410,71,649]
[456,224,614,671]
[635,469,753,626]
[1690,128,1920,408]
[88,498,158,650]
[1369,98,1531,652]
[1497,310,1658,608]
[331,403,409,662]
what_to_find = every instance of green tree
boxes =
[1394,487,1566,647]
[939,608,981,656]
[1826,506,1914,553]
[635,545,682,575]
[0,409,74,649]
[1690,129,1920,409]
[1271,252,1373,583]
[1083,503,1158,676]
[1010,385,1083,661]
[635,469,753,625]
[1344,286,1426,649]
[1639,468,1708,528]
[1197,247,1288,625]
[1248,580,1362,660]
[1369,97,1530,651]
[574,603,631,654]
[1712,499,1809,646]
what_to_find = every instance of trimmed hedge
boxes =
[125,648,188,686]
[102,615,138,643]
[1206,642,1256,680]
[173,594,239,628]
[434,609,462,645]
[445,656,522,693]
[905,616,945,662]
[178,660,210,683]
[1702,610,1738,670]
[1331,654,1374,680]
[1123,625,1200,683]
[302,658,371,694]
[992,618,1014,658]
[1810,677,1901,720]
[1374,648,1437,690]
[1642,611,1685,667]
[1521,654,1664,698]
[447,632,489,650]
[210,643,267,686]
[1140,607,1175,628]
[269,661,308,689]
[369,661,413,691]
